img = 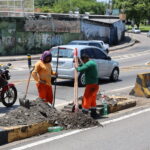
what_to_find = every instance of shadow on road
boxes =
[0,105,19,114]
[52,79,122,87]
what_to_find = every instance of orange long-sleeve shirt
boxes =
[32,60,55,86]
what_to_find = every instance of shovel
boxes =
[19,55,33,108]
[19,69,32,108]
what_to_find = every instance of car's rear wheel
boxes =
[78,73,85,87]
[110,68,119,81]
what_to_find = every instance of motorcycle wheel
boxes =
[1,86,17,107]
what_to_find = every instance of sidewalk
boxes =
[0,35,136,62]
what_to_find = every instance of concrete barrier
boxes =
[0,121,53,145]
[130,73,150,98]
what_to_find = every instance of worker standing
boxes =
[76,54,99,118]
[32,51,56,104]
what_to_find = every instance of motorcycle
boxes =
[0,63,17,107]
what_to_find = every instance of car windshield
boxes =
[50,48,73,58]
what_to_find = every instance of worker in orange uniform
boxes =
[76,54,99,118]
[32,51,56,104]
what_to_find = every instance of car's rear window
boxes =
[50,48,73,58]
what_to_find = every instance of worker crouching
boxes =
[32,51,57,104]
[76,54,99,119]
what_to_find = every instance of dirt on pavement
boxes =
[0,98,100,129]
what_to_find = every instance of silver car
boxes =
[50,45,119,86]
[68,40,109,53]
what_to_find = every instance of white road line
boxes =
[112,50,150,61]
[101,107,150,125]
[11,107,150,150]
[105,85,133,93]
[10,128,92,150]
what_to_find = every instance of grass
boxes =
[126,25,150,32]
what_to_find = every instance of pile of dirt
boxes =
[0,98,99,129]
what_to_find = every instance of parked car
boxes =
[50,45,119,86]
[67,40,109,54]
[132,28,141,34]
[147,30,150,37]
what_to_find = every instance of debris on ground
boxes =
[0,98,99,129]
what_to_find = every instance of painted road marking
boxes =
[105,85,133,93]
[111,49,150,61]
[10,107,150,150]
[120,65,150,72]
[101,107,150,125]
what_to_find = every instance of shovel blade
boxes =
[19,98,30,108]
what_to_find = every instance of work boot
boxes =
[82,109,89,114]
[90,108,100,119]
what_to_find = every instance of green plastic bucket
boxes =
[48,126,63,132]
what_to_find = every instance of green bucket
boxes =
[48,126,63,132]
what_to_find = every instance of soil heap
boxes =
[0,98,99,129]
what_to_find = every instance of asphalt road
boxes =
[0,33,150,110]
[0,32,150,149]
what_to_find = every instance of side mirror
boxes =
[107,56,111,60]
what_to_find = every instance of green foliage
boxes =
[35,0,106,15]
[113,0,150,28]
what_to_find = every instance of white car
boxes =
[147,31,150,37]
[132,28,141,34]
[68,40,109,53]
[50,45,119,86]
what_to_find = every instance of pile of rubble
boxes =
[0,98,99,129]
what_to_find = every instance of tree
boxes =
[35,0,106,15]
[113,0,150,28]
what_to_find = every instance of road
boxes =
[1,33,150,105]
[1,105,150,150]
[0,33,150,149]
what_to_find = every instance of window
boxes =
[92,48,107,59]
[80,48,95,58]
[51,48,73,58]
[89,43,102,48]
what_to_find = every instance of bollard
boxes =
[27,54,32,69]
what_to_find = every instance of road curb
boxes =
[110,39,136,51]
[0,56,40,62]
[108,99,136,113]
[0,121,53,145]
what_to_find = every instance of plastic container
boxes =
[101,95,108,115]
[48,126,63,132]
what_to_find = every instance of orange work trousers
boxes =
[36,83,53,104]
[82,84,99,109]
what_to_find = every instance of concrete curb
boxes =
[108,99,136,113]
[0,121,53,145]
[0,55,40,62]
[109,39,136,51]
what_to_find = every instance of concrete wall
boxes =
[81,20,110,42]
[113,20,125,42]
[0,18,81,56]
[0,15,125,56]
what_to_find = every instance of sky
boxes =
[96,0,108,3]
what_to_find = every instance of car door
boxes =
[80,48,104,77]
[92,48,112,77]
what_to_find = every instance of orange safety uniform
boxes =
[32,60,55,104]
[77,60,99,110]
[82,84,99,109]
